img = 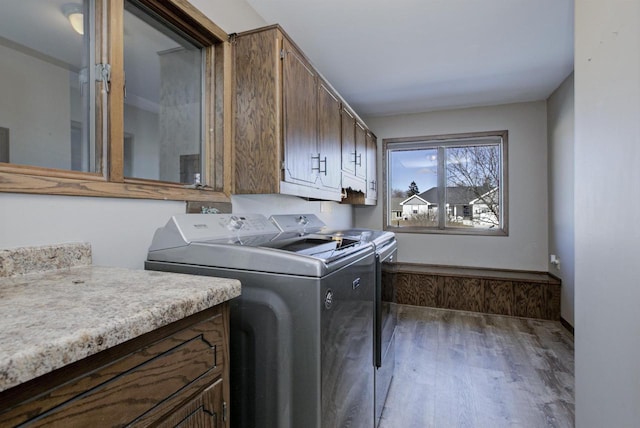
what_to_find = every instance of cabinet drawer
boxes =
[1,307,228,427]
[153,378,225,428]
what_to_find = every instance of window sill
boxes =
[0,170,230,203]
[383,225,508,237]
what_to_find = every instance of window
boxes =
[0,0,230,202]
[123,0,204,184]
[384,130,508,235]
[0,0,96,172]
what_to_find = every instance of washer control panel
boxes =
[269,214,326,233]
[172,213,280,242]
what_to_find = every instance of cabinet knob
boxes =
[353,152,362,167]
[311,153,327,175]
[319,156,327,175]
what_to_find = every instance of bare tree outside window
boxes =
[391,188,406,197]
[446,145,501,228]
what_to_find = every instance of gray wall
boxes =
[575,1,640,426]
[547,73,574,327]
[0,193,185,269]
[357,101,549,271]
[0,43,71,169]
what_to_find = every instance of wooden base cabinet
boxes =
[0,304,231,428]
[156,379,226,428]
[233,25,342,201]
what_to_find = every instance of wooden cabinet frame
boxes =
[232,25,345,201]
[232,24,376,203]
[0,0,232,203]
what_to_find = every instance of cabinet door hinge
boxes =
[95,63,111,93]
[280,48,285,60]
[223,401,228,422]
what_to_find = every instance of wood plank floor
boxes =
[379,305,574,428]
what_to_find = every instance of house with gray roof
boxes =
[389,197,406,224]
[399,185,498,225]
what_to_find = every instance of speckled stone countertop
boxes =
[0,242,92,277]
[0,249,240,393]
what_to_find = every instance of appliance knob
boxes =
[324,289,333,309]
[226,215,244,231]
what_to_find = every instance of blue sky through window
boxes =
[389,148,438,195]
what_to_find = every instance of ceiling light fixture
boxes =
[62,3,84,35]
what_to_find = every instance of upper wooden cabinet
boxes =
[232,24,377,204]
[342,129,378,206]
[341,108,367,179]
[355,121,368,181]
[317,80,343,192]
[366,131,378,203]
[341,107,367,193]
[341,107,356,175]
[282,38,318,187]
[233,26,342,201]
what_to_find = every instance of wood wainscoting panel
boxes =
[513,281,546,319]
[383,264,561,321]
[484,280,514,316]
[439,277,483,312]
[545,283,561,321]
[395,272,438,307]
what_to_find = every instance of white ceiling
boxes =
[1,1,574,118]
[0,0,85,68]
[246,0,574,117]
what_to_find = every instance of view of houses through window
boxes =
[385,131,508,235]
